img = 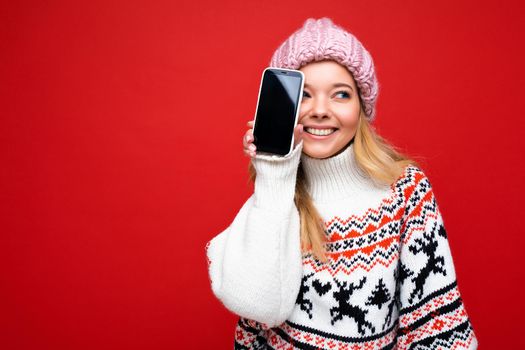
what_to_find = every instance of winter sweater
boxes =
[206,140,478,350]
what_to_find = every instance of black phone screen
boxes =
[253,69,304,156]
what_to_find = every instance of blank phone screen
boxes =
[253,70,303,155]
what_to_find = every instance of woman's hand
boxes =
[243,120,303,158]
[243,121,257,158]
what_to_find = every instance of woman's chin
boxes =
[302,145,337,159]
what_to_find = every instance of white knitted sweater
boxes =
[206,141,478,350]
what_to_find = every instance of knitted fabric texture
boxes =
[269,17,379,121]
[206,142,478,349]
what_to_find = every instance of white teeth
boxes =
[305,128,336,136]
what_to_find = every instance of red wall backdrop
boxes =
[2,0,524,349]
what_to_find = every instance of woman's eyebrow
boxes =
[304,82,354,91]
[332,83,354,91]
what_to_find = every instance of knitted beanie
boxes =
[269,17,379,121]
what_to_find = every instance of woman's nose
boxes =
[312,97,329,118]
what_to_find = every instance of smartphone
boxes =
[252,67,305,157]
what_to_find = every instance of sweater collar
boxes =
[300,141,376,202]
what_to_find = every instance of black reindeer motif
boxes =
[407,222,447,303]
[296,272,315,319]
[398,262,413,285]
[330,277,375,335]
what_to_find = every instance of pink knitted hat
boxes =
[269,18,379,121]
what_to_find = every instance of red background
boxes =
[2,0,524,349]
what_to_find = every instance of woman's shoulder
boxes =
[396,163,429,183]
[393,163,434,199]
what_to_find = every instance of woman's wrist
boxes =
[251,141,303,211]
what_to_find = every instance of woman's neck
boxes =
[300,142,381,202]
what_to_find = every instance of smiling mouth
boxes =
[304,127,337,136]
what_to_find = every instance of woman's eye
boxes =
[302,91,311,99]
[335,91,351,99]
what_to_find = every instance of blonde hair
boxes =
[248,109,420,263]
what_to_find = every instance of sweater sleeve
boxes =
[396,166,478,349]
[205,142,304,328]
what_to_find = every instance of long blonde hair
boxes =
[248,109,420,263]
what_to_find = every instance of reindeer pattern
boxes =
[405,221,448,304]
[295,272,315,319]
[294,268,400,336]
[330,276,376,335]
[289,174,452,337]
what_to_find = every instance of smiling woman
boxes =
[205,17,478,350]
[299,60,362,159]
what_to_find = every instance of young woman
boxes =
[206,18,478,350]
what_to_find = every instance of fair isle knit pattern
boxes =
[206,141,477,350]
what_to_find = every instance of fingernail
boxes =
[249,145,256,151]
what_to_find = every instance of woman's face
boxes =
[299,60,362,159]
